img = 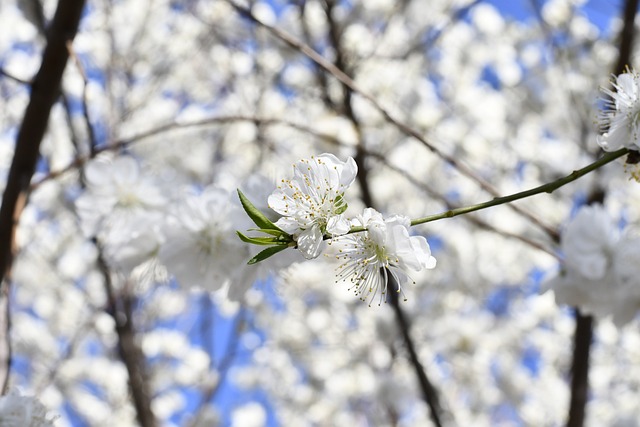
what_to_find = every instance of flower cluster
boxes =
[546,205,640,326]
[241,153,437,303]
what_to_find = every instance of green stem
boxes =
[349,148,628,233]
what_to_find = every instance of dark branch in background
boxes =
[614,0,639,76]
[567,310,593,427]
[566,1,638,426]
[297,1,337,110]
[0,0,86,394]
[323,0,375,208]
[388,274,447,427]
[0,0,85,288]
[99,251,157,427]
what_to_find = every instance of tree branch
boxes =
[388,273,448,427]
[99,250,157,427]
[566,310,593,427]
[0,0,86,285]
[323,0,375,208]
[0,0,86,395]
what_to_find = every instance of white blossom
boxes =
[268,153,358,259]
[547,205,640,326]
[76,155,166,237]
[158,186,246,291]
[597,69,640,151]
[0,389,57,427]
[334,208,436,305]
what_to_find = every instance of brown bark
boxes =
[0,0,86,285]
[0,0,86,393]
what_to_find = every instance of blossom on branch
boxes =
[333,208,436,306]
[597,68,640,151]
[546,205,640,326]
[268,153,357,259]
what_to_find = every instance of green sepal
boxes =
[334,193,348,215]
[237,231,288,246]
[237,189,283,231]
[248,245,289,265]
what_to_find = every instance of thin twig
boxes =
[66,40,99,153]
[0,69,31,85]
[352,148,629,232]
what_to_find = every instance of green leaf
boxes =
[237,231,287,246]
[249,228,286,237]
[248,245,289,265]
[237,189,283,231]
[334,193,348,215]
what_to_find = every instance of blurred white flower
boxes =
[231,402,266,427]
[102,212,164,274]
[547,205,640,326]
[0,389,57,426]
[597,69,640,151]
[158,187,246,291]
[334,208,436,305]
[75,155,167,274]
[76,155,166,237]
[561,204,618,281]
[268,153,357,259]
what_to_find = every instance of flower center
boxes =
[365,239,388,265]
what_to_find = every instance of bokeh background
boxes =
[1,0,639,426]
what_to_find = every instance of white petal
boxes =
[113,156,140,185]
[297,225,324,259]
[616,73,636,99]
[326,215,350,236]
[267,190,292,215]
[339,156,358,187]
[274,217,301,234]
[84,159,112,186]
[411,236,436,270]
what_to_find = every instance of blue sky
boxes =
[487,0,620,32]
